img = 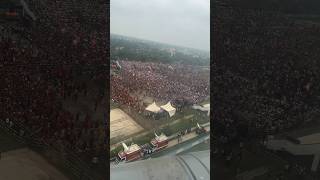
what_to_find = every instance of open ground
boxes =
[110,108,144,142]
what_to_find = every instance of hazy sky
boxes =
[111,0,210,51]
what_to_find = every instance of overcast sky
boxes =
[111,0,210,51]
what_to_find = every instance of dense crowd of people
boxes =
[0,0,107,162]
[1,58,107,154]
[213,6,320,143]
[19,0,107,65]
[111,60,210,111]
[213,5,320,178]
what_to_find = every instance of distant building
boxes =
[169,48,176,57]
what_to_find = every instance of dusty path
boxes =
[110,108,144,141]
[298,133,320,145]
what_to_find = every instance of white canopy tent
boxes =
[203,104,210,116]
[145,102,161,113]
[202,103,210,109]
[160,102,176,117]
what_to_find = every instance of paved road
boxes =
[151,133,210,158]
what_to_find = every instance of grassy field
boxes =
[109,111,209,158]
[109,98,210,158]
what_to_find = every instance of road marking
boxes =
[192,141,198,146]
[176,148,184,154]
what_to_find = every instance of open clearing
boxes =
[0,148,69,180]
[110,108,144,141]
[298,133,320,145]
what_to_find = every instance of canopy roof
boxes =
[203,103,210,108]
[145,102,161,113]
[122,142,141,154]
[160,102,176,117]
[202,104,210,111]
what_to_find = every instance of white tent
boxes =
[145,102,161,113]
[160,102,176,117]
[203,104,210,110]
[203,104,210,116]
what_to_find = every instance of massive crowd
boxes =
[213,6,320,177]
[111,60,210,111]
[214,6,320,142]
[0,0,107,161]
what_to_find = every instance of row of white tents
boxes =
[145,101,210,118]
[145,102,176,117]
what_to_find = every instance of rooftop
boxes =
[125,144,141,154]
[155,134,168,142]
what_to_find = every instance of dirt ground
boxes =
[0,148,69,180]
[298,133,320,144]
[110,108,144,141]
